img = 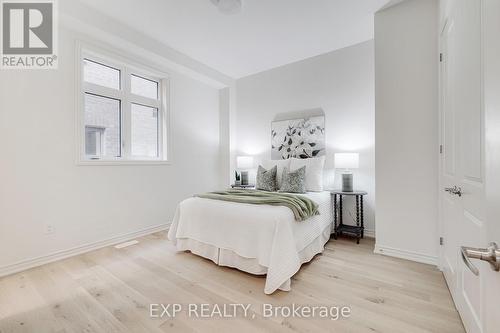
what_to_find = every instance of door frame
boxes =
[437,17,448,274]
[437,16,462,310]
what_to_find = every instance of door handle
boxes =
[444,186,462,197]
[461,242,500,276]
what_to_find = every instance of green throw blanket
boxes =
[195,189,319,222]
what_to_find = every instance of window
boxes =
[131,103,158,157]
[85,126,105,157]
[84,95,121,158]
[83,59,120,90]
[79,48,168,163]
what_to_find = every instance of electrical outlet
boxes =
[45,224,55,235]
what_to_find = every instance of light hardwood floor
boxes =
[0,232,464,333]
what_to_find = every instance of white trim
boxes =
[374,244,438,266]
[363,228,376,238]
[0,223,170,278]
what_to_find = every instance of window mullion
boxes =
[129,95,161,108]
[122,67,131,159]
[158,80,165,160]
[82,83,122,100]
[160,79,168,161]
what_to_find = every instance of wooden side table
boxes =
[331,190,367,244]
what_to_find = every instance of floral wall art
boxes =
[271,116,325,159]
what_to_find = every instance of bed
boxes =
[167,190,333,294]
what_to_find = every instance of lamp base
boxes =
[241,171,249,185]
[342,173,353,192]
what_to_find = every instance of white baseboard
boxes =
[374,244,438,266]
[0,223,170,278]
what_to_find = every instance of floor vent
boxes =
[114,240,139,249]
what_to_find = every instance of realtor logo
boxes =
[1,0,58,69]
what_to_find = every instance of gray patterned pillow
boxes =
[280,166,307,193]
[256,165,278,192]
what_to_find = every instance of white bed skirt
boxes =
[174,225,331,292]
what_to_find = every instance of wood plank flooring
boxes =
[0,232,464,333]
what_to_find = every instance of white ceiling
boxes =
[73,0,391,79]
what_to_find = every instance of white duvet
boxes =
[167,191,333,294]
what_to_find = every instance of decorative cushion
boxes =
[280,166,307,193]
[262,159,290,190]
[290,156,325,192]
[256,165,278,192]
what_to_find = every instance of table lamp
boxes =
[334,153,359,192]
[236,156,254,185]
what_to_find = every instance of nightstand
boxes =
[331,190,367,244]
[230,184,255,189]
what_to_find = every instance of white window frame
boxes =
[76,42,170,165]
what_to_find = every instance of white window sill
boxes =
[77,159,171,166]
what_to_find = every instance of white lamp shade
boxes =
[236,156,254,169]
[334,153,359,169]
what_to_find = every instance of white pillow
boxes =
[262,159,291,190]
[290,156,326,192]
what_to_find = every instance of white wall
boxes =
[235,41,376,236]
[0,27,223,272]
[374,0,439,264]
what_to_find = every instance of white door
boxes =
[482,1,500,332]
[439,1,500,332]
